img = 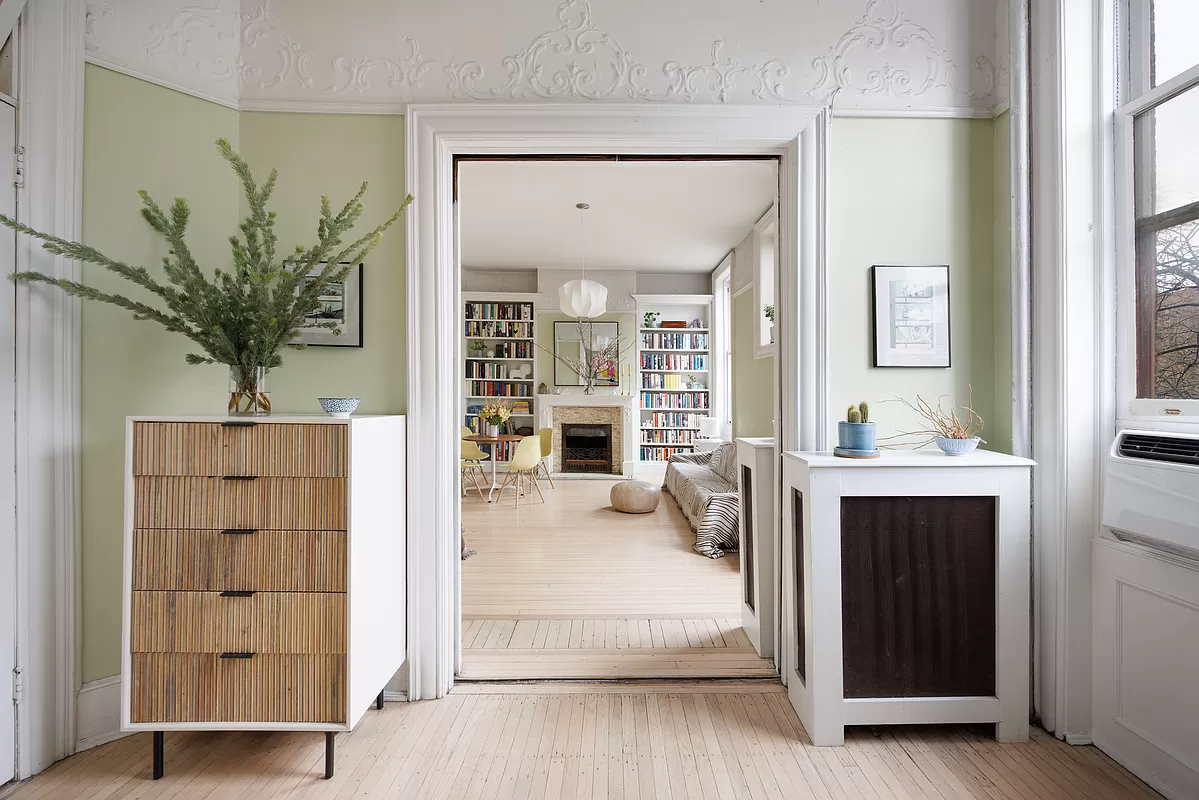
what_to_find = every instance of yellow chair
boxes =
[535,427,555,488]
[461,426,490,500]
[495,435,544,508]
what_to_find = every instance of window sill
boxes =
[755,341,776,360]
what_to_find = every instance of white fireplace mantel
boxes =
[537,393,637,477]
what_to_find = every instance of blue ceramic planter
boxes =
[838,421,876,452]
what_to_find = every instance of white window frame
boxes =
[1115,1,1199,422]
[753,205,777,359]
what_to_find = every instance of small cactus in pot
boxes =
[836,400,878,457]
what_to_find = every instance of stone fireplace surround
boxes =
[537,393,637,477]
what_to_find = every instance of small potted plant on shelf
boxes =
[686,374,701,390]
[469,340,486,356]
[764,304,776,344]
[643,311,660,329]
[891,389,985,456]
[479,399,513,437]
[835,401,878,458]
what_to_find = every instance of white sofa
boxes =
[663,442,740,558]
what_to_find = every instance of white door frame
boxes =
[405,103,830,700]
[12,0,85,778]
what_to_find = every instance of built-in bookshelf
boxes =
[462,293,538,463]
[632,294,713,464]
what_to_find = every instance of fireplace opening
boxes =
[561,423,613,474]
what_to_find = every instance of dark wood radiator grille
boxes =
[840,496,996,699]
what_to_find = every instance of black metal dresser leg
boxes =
[324,732,335,779]
[376,690,384,710]
[152,731,164,780]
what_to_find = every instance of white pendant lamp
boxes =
[559,202,608,319]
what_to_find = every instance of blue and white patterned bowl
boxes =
[935,436,981,456]
[318,397,360,418]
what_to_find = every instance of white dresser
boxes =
[121,415,406,779]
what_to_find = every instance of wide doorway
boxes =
[455,157,779,681]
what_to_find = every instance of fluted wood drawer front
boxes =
[130,653,346,724]
[132,529,346,592]
[133,422,347,477]
[131,592,346,654]
[134,477,346,530]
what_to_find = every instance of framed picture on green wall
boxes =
[293,262,364,347]
[870,265,950,368]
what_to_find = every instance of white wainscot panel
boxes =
[1116,582,1199,768]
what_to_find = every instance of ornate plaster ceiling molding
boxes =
[84,0,1009,115]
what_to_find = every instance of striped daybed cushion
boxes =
[663,443,739,558]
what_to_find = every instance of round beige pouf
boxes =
[610,479,661,514]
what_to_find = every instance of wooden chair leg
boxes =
[529,469,546,503]
[538,460,555,489]
[470,465,486,499]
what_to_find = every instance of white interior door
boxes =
[0,98,17,785]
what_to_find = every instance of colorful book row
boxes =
[640,353,708,370]
[644,412,705,429]
[640,392,709,410]
[642,373,704,390]
[639,332,709,350]
[467,381,533,398]
[464,320,534,339]
[469,341,532,359]
[464,362,533,380]
[641,429,696,445]
[639,446,695,462]
[464,302,533,321]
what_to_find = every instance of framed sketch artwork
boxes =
[870,265,950,367]
[293,262,364,347]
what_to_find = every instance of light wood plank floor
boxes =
[461,479,741,619]
[1,683,1161,799]
[461,480,770,679]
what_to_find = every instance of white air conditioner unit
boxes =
[1103,429,1199,561]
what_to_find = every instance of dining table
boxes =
[463,433,526,502]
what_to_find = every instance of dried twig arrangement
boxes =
[879,386,985,449]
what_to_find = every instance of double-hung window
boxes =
[1121,1,1199,414]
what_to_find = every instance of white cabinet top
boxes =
[784,449,1035,469]
[736,437,776,449]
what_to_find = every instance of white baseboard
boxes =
[1064,731,1094,746]
[76,676,128,752]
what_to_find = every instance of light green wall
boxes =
[81,66,240,682]
[80,66,407,681]
[828,117,1001,446]
[732,289,774,438]
[991,112,1014,454]
[535,312,637,394]
[237,111,408,412]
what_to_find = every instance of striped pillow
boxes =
[707,442,737,485]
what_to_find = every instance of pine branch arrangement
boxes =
[2,138,412,384]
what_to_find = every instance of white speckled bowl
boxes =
[318,397,360,418]
[935,436,980,456]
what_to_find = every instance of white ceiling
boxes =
[458,160,777,274]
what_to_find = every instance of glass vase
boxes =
[228,366,272,416]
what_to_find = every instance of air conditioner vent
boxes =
[1118,433,1199,466]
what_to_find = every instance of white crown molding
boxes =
[84,0,1009,114]
[84,52,240,110]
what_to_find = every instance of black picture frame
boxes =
[293,262,364,348]
[870,265,951,368]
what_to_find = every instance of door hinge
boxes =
[14,144,24,189]
[12,666,22,705]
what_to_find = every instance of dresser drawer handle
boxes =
[220,652,256,659]
[221,420,258,428]
[220,528,257,536]
[219,590,256,598]
[221,475,258,481]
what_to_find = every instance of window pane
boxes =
[1140,220,1199,399]
[1134,85,1199,217]
[1150,1,1199,88]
